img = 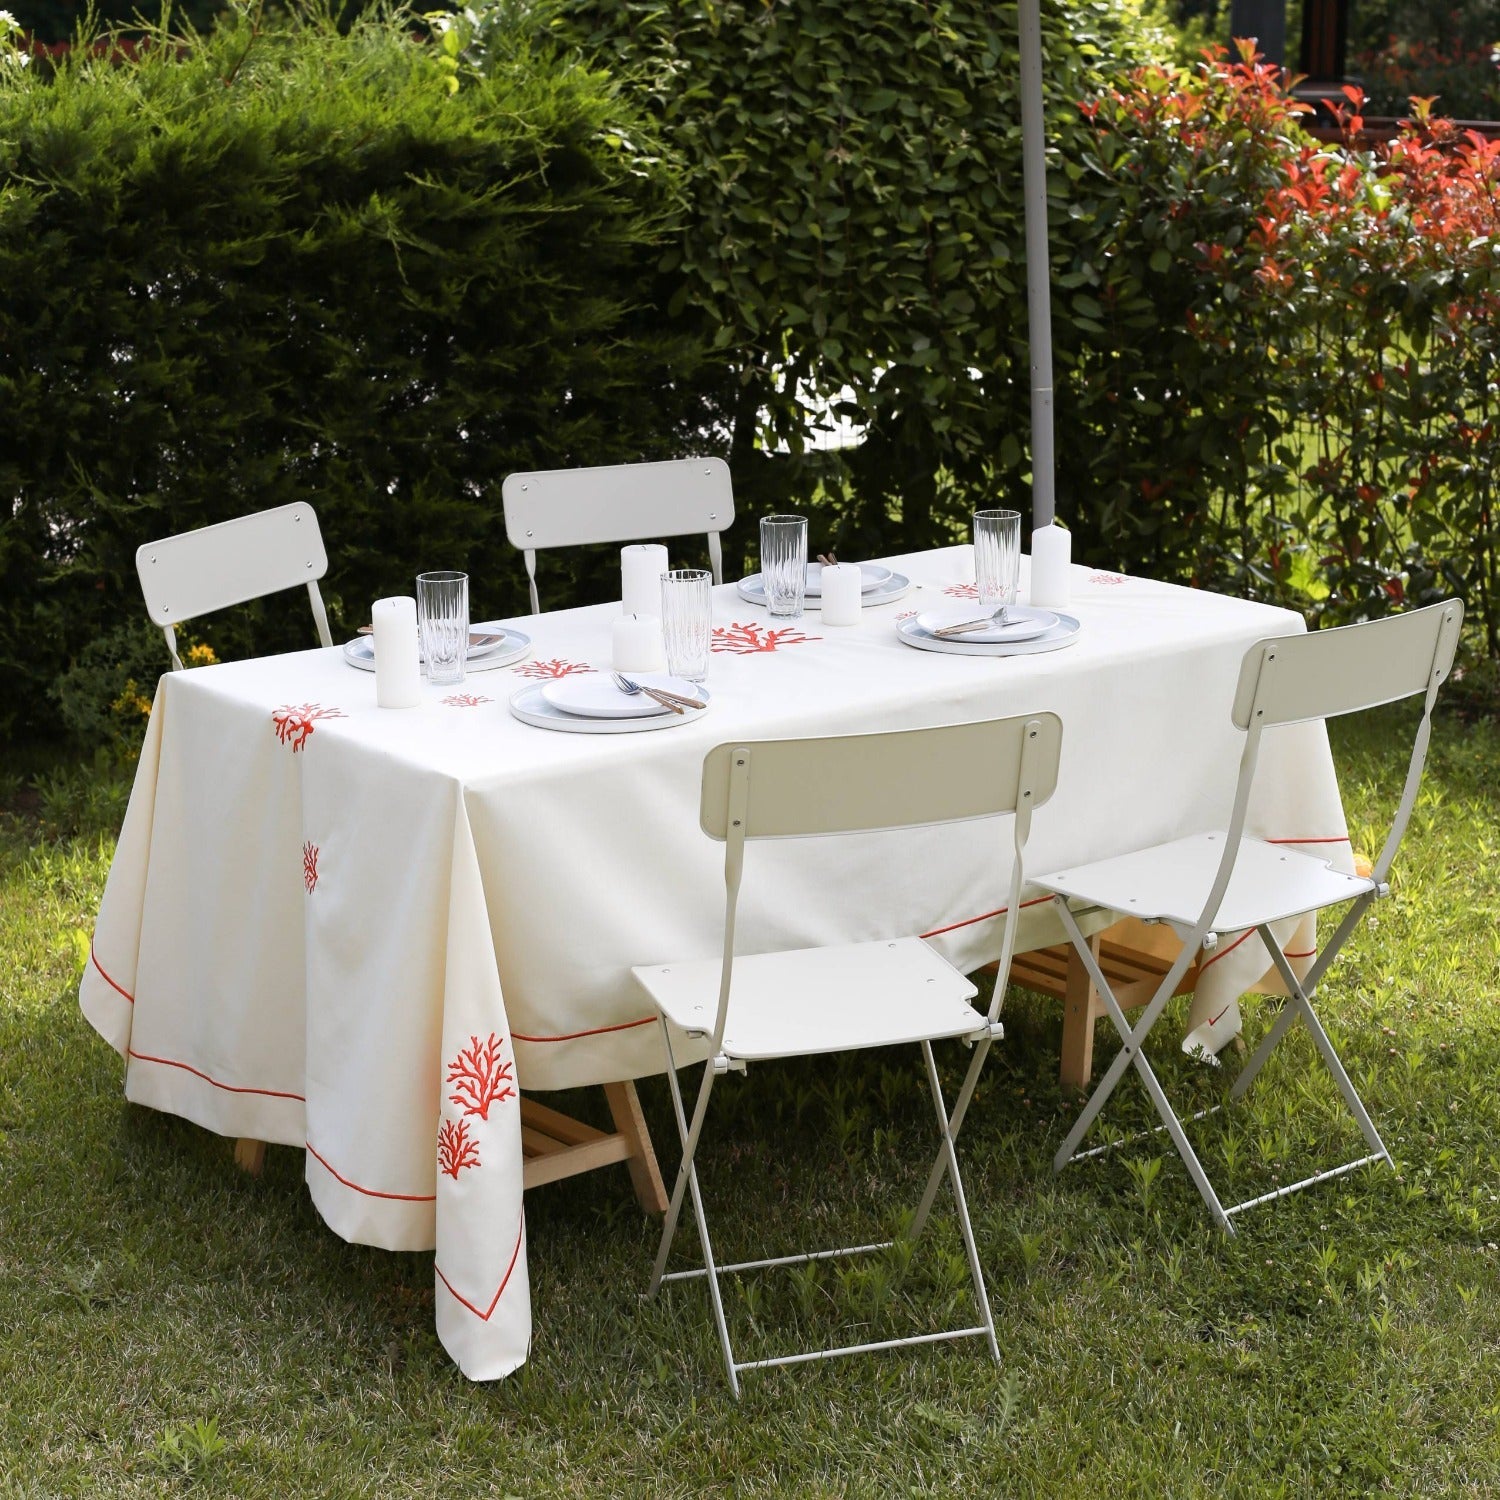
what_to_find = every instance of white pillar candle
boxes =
[611,613,667,674]
[372,595,422,708]
[621,544,670,618]
[1028,523,1073,608]
[820,562,864,626]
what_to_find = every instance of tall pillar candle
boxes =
[820,562,864,626]
[1028,523,1072,608]
[621,544,670,618]
[372,595,422,708]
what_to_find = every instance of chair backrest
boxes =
[694,714,1063,1051]
[1197,600,1465,934]
[700,715,1062,841]
[1231,602,1464,729]
[500,458,735,614]
[136,502,333,670]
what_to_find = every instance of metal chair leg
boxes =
[920,1042,1000,1363]
[1258,927,1391,1164]
[907,1036,991,1245]
[1053,901,1235,1232]
[648,1024,740,1396]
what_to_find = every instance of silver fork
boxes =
[932,606,1011,638]
[611,672,701,714]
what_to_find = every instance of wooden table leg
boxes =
[604,1080,668,1215]
[1058,935,1102,1094]
[233,1138,267,1176]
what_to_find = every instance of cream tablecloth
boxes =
[79,547,1349,1380]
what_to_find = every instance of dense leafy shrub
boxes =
[554,0,1165,559]
[0,4,729,740]
[1068,49,1499,646]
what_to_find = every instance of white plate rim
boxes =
[508,683,712,734]
[540,673,703,720]
[913,605,1059,645]
[804,562,893,597]
[737,571,911,609]
[343,624,531,674]
[896,612,1082,657]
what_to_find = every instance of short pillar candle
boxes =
[611,613,667,674]
[820,563,864,626]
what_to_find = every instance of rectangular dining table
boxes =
[79,546,1350,1380]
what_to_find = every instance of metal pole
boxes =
[1017,0,1056,529]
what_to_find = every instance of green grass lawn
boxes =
[2,707,1499,1497]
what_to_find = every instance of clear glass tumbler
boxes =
[660,568,712,682]
[416,570,469,685]
[974,509,1022,618]
[760,514,808,618]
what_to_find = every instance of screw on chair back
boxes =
[136,502,333,671]
[500,457,735,615]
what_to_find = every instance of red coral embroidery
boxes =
[437,1118,481,1179]
[302,841,319,894]
[942,582,980,599]
[1088,571,1128,585]
[271,703,346,752]
[895,609,919,621]
[445,1033,516,1121]
[512,659,596,680]
[711,621,816,654]
[442,693,492,707]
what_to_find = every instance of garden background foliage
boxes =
[0,0,1495,744]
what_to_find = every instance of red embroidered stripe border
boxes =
[305,1141,437,1204]
[127,1048,306,1101]
[512,1016,656,1045]
[436,1214,526,1321]
[90,945,135,1005]
[1198,929,1255,972]
[920,894,1052,941]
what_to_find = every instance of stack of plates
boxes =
[343,623,532,673]
[898,606,1081,657]
[738,563,911,609]
[509,674,712,734]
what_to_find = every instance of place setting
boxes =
[736,514,912,617]
[897,507,1082,657]
[344,571,533,696]
[510,548,714,734]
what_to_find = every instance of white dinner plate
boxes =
[897,612,1081,657]
[804,562,892,596]
[541,673,704,719]
[914,605,1059,645]
[342,623,531,674]
[509,683,713,734]
[737,570,911,610]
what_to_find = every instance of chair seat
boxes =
[1034,834,1376,934]
[632,938,985,1062]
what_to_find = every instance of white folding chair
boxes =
[632,713,1063,1395]
[500,457,734,615]
[136,502,333,670]
[1033,600,1464,1233]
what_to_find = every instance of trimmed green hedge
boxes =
[0,6,729,740]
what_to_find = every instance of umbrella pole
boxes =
[1017,0,1056,529]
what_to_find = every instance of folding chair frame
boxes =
[1045,602,1463,1233]
[644,715,1060,1396]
